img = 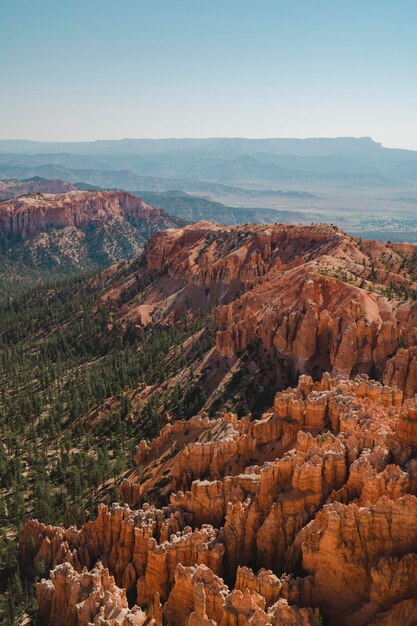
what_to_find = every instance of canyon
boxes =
[7,220,417,624]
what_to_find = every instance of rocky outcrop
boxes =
[214,270,410,378]
[0,190,182,241]
[0,189,185,280]
[118,478,141,507]
[95,222,417,382]
[287,496,417,625]
[36,561,149,626]
[392,400,417,459]
[384,346,417,397]
[136,525,224,604]
[21,502,186,583]
[20,502,224,607]
[164,563,317,626]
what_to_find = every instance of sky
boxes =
[1,0,417,148]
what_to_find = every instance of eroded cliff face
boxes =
[102,222,417,382]
[36,561,150,626]
[20,374,417,626]
[0,190,182,241]
[0,190,185,277]
[384,346,417,397]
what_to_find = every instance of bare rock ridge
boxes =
[0,189,182,241]
[104,222,417,382]
[20,374,417,625]
[0,189,184,278]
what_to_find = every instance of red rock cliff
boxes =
[0,190,182,240]
[106,222,417,379]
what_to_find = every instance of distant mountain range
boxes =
[136,190,323,225]
[2,136,417,241]
[0,136,414,158]
[1,137,417,186]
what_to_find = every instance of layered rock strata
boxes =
[0,190,182,241]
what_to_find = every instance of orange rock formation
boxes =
[16,223,417,624]
[36,561,149,625]
[21,372,417,625]
[384,346,417,397]
[100,222,417,383]
[0,190,182,241]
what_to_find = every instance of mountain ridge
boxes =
[0,189,184,292]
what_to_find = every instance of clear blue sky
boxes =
[1,0,417,148]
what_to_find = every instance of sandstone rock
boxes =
[0,190,181,241]
[36,561,148,626]
[88,221,417,381]
[164,563,315,626]
[119,478,141,506]
[188,583,216,626]
[384,347,417,396]
[21,373,417,625]
[291,496,417,624]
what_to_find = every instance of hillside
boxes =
[3,222,417,623]
[136,190,319,225]
[0,189,184,293]
[96,221,417,383]
[0,177,77,200]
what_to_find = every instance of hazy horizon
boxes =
[0,136,416,154]
[2,0,417,149]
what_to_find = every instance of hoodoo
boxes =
[20,374,417,625]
